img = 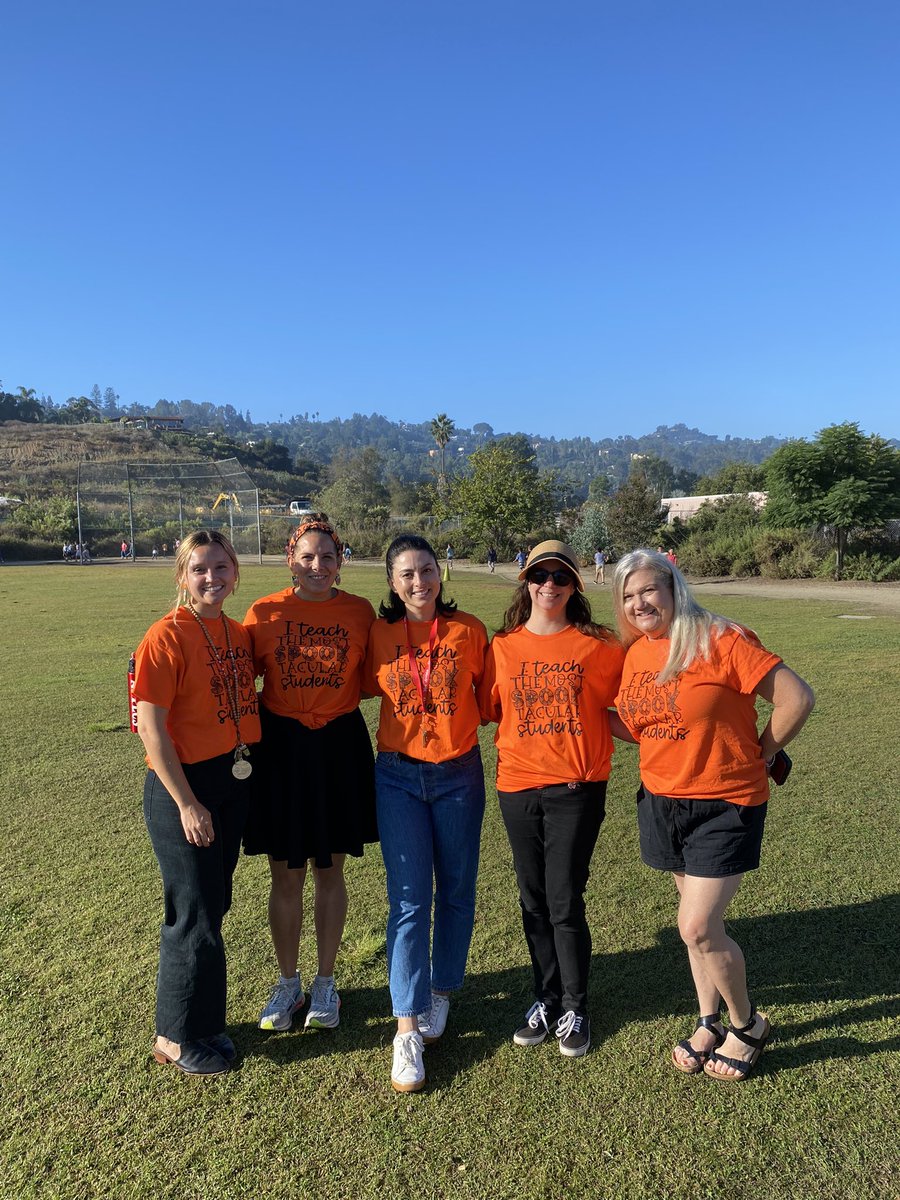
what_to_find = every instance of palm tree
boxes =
[430,413,455,495]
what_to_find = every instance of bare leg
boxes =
[672,873,749,1069]
[311,854,348,977]
[268,857,307,977]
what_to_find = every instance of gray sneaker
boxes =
[513,1001,560,1046]
[556,1010,591,1057]
[258,976,305,1031]
[305,975,341,1029]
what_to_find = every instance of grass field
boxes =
[1,561,898,1200]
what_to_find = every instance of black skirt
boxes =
[243,703,378,869]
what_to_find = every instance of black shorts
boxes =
[636,785,766,878]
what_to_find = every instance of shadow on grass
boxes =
[229,893,900,1084]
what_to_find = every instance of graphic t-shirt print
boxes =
[272,619,351,694]
[617,669,687,742]
[510,655,585,739]
[385,642,460,719]
[202,641,258,726]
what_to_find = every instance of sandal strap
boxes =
[730,1022,768,1050]
[675,1038,705,1067]
[706,1049,752,1078]
[696,1013,723,1033]
[729,1007,767,1050]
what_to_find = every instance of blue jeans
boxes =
[375,746,486,1017]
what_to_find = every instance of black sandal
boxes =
[672,1012,725,1075]
[703,1007,770,1082]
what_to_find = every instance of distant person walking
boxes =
[593,549,606,585]
[487,546,497,573]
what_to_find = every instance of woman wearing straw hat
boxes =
[480,540,625,1058]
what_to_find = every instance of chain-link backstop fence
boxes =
[76,458,261,559]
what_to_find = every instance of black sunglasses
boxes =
[527,567,575,587]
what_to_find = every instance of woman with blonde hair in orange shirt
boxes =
[611,549,814,1081]
[480,541,625,1059]
[134,530,261,1075]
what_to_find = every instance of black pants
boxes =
[498,782,606,1014]
[143,753,250,1042]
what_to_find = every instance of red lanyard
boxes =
[404,616,439,745]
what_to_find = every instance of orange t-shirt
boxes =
[363,610,488,762]
[133,610,261,764]
[480,624,625,792]
[615,625,782,806]
[243,588,376,729]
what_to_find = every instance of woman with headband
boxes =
[364,534,488,1093]
[134,530,260,1075]
[243,514,378,1034]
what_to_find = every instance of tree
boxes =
[765,422,900,578]
[437,435,559,554]
[430,413,455,495]
[569,504,610,564]
[314,447,391,530]
[606,471,665,555]
[633,453,675,497]
[694,460,767,496]
[587,474,612,503]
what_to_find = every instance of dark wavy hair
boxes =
[379,534,458,623]
[500,579,615,641]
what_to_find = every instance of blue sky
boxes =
[3,1,898,443]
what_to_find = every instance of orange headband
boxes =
[286,518,343,564]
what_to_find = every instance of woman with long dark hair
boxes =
[243,515,377,1034]
[611,549,814,1081]
[480,541,625,1058]
[364,534,488,1093]
[135,530,260,1075]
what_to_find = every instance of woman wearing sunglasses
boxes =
[479,541,625,1057]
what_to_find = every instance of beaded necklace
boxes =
[186,604,252,778]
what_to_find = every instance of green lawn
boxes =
[1,562,897,1200]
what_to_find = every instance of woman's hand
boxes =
[137,701,212,845]
[179,801,216,847]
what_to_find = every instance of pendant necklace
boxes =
[404,616,439,748]
[187,604,252,778]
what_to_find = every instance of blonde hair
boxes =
[611,549,741,683]
[173,530,240,615]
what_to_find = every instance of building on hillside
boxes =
[660,492,768,525]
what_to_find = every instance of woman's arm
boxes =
[755,664,815,758]
[608,709,638,744]
[136,701,215,846]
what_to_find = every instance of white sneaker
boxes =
[391,1031,425,1093]
[305,975,341,1029]
[258,975,304,1031]
[417,993,450,1044]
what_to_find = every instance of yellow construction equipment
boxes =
[212,492,242,512]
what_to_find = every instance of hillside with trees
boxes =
[2,384,898,577]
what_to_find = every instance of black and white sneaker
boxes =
[513,1001,560,1047]
[556,1011,591,1057]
